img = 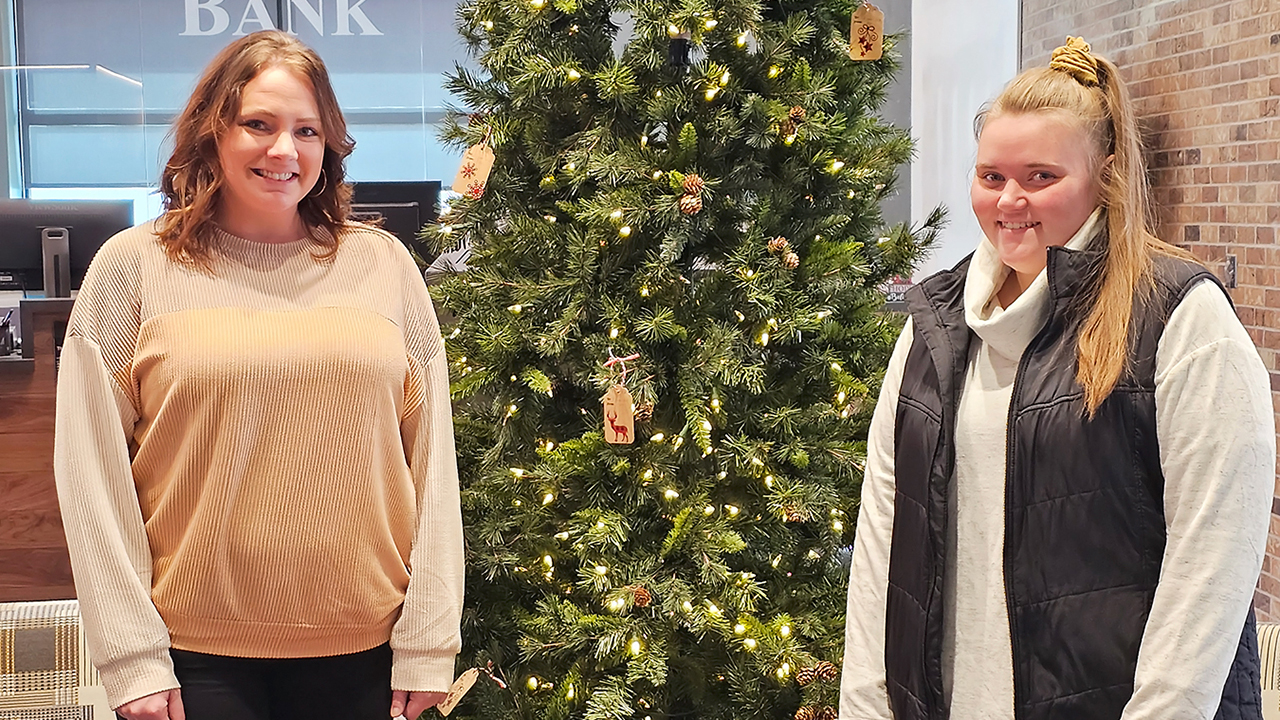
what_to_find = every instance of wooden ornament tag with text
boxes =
[452,144,495,199]
[850,3,884,60]
[435,667,480,717]
[603,385,635,445]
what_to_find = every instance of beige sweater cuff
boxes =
[390,649,458,694]
[99,647,180,710]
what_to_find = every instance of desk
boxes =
[0,297,75,601]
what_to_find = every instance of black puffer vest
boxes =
[883,245,1262,720]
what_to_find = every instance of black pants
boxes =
[165,643,393,720]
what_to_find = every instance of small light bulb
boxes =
[640,135,649,146]
[777,665,789,678]
[544,214,557,223]
[771,555,781,568]
[704,18,718,29]
[737,32,748,46]
[710,398,721,409]
[545,440,556,451]
[510,468,526,477]
[630,638,643,655]
[704,505,715,515]
[707,600,721,615]
[784,134,796,145]
[780,624,791,637]
[543,555,553,566]
[652,170,663,179]
[567,68,581,81]
[720,69,730,85]
[831,159,845,172]
[609,597,625,611]
[610,327,620,338]
[482,20,494,30]
[743,638,757,650]
[619,225,632,237]
[682,600,694,612]
[440,225,453,235]
[642,469,654,480]
[596,520,606,529]
[664,488,680,500]
[543,492,555,505]
[508,304,523,313]
[705,87,719,101]
[751,457,764,467]
[717,471,727,479]
[769,65,781,78]
[595,565,609,575]
[651,433,665,442]
[734,623,746,634]
[554,531,569,540]
[610,208,624,220]
[527,676,540,690]
[565,161,576,171]
[701,419,713,431]
[838,390,847,403]
[833,520,845,532]
[831,361,842,370]
[726,505,740,516]
[667,24,681,37]
[759,331,770,346]
[765,475,774,488]
[530,0,546,7]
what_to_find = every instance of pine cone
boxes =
[679,194,704,215]
[789,105,807,122]
[682,173,705,196]
[782,251,800,269]
[815,660,838,681]
[817,708,837,720]
[796,667,818,686]
[634,403,654,421]
[632,586,652,607]
[784,507,805,523]
[780,118,797,138]
[793,707,816,720]
[768,236,790,254]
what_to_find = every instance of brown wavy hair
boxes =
[158,30,354,266]
[975,49,1197,416]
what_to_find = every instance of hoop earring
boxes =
[306,169,328,198]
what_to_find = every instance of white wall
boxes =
[910,0,1019,277]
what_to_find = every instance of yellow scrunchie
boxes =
[1049,36,1099,86]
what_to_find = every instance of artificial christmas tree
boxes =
[424,1,942,717]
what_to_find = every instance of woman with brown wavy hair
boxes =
[54,30,462,720]
[839,38,1273,720]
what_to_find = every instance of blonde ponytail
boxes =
[978,38,1196,416]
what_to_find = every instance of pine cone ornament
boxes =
[815,660,838,681]
[789,105,807,122]
[817,707,837,720]
[793,707,817,720]
[768,236,790,254]
[632,586,652,607]
[796,666,818,686]
[780,118,798,138]
[634,403,654,421]
[682,173,705,196]
[782,251,800,269]
[784,506,805,523]
[679,194,704,215]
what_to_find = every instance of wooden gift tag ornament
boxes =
[850,2,884,61]
[451,143,495,199]
[603,385,635,445]
[435,667,480,717]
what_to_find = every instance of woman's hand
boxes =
[390,690,447,719]
[115,689,185,720]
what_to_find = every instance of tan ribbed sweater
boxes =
[52,221,463,709]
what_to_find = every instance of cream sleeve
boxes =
[1123,279,1275,720]
[53,236,179,708]
[839,318,913,720]
[388,246,465,693]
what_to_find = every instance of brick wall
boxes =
[1020,0,1280,620]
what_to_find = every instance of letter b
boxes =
[181,0,230,36]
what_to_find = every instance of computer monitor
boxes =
[349,181,441,263]
[0,199,134,297]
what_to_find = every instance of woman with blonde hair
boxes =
[54,30,462,720]
[839,37,1272,720]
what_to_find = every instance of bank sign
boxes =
[180,0,383,36]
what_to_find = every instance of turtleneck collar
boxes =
[963,208,1103,360]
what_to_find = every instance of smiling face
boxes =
[215,65,325,241]
[971,111,1103,283]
